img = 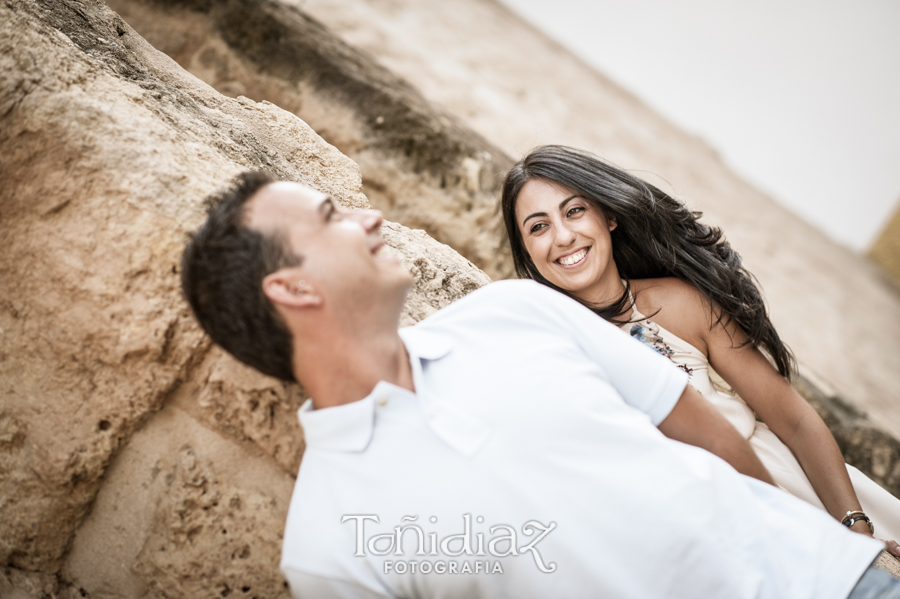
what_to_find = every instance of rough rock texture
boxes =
[298,0,900,442]
[0,0,488,596]
[106,0,515,280]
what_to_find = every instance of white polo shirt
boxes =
[281,280,880,598]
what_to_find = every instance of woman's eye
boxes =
[567,206,585,218]
[529,223,547,234]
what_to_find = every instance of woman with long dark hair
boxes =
[501,144,900,550]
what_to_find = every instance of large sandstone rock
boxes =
[107,0,515,281]
[0,0,488,595]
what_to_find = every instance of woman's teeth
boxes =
[558,248,587,266]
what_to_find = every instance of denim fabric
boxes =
[848,564,900,599]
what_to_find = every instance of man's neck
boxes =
[293,328,414,410]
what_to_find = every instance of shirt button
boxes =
[377,398,388,407]
[427,411,436,419]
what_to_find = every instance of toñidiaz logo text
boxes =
[341,514,557,575]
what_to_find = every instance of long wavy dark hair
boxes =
[501,145,795,379]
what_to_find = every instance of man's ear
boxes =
[262,270,322,309]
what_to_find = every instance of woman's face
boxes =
[514,178,620,303]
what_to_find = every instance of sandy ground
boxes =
[298,0,900,436]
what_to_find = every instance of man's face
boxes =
[246,182,412,313]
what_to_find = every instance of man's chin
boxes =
[384,257,414,285]
[397,270,415,296]
[392,271,415,307]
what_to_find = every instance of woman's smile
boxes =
[556,246,590,267]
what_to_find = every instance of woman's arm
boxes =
[638,278,892,546]
[703,308,881,537]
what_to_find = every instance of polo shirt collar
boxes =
[398,326,453,361]
[298,327,487,456]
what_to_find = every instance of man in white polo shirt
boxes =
[181,174,895,598]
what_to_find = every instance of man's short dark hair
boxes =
[181,171,301,382]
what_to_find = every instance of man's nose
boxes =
[357,208,383,233]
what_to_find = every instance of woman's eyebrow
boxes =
[522,194,582,226]
[522,211,547,226]
[558,194,580,210]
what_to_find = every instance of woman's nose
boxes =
[553,223,575,246]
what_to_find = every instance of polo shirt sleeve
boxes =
[532,282,689,425]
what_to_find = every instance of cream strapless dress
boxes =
[622,302,900,541]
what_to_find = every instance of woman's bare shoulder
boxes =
[630,278,710,348]
[630,277,707,314]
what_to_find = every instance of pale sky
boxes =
[498,0,900,251]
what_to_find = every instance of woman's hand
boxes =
[883,539,900,558]
[846,519,900,556]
